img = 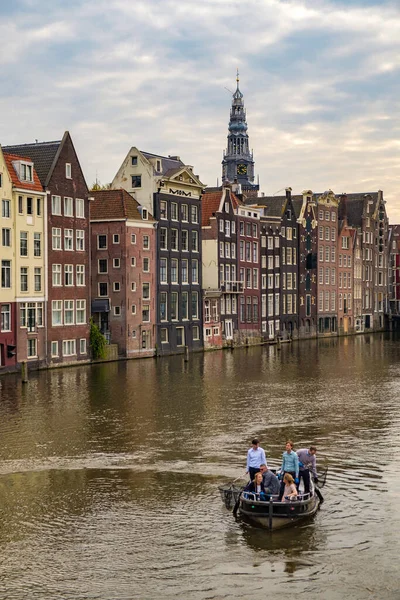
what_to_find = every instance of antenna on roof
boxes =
[273,188,286,196]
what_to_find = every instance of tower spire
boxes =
[221,72,259,194]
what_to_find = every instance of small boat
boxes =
[219,468,327,531]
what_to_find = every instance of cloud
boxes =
[1,0,400,219]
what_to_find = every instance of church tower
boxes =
[222,71,259,194]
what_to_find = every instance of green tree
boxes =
[90,318,107,360]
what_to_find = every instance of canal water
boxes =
[0,334,399,599]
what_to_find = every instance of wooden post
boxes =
[184,345,189,362]
[21,361,28,383]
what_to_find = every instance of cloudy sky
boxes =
[1,0,400,220]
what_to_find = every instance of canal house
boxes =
[90,189,156,357]
[112,148,205,355]
[4,133,91,366]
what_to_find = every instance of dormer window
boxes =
[142,208,148,220]
[19,162,33,182]
[66,163,72,179]
[156,159,161,172]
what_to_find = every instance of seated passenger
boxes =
[244,471,266,498]
[259,464,280,496]
[282,473,298,502]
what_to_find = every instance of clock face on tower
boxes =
[237,163,247,175]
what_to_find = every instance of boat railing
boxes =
[243,491,312,503]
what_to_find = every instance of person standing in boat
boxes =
[282,473,298,502]
[296,446,318,495]
[246,438,267,481]
[278,440,299,500]
[259,464,280,496]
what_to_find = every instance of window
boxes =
[113,258,120,268]
[1,199,10,218]
[191,291,198,319]
[64,197,73,217]
[160,201,167,219]
[143,257,150,272]
[171,203,178,220]
[18,196,23,214]
[332,212,336,222]
[52,300,63,325]
[171,258,178,283]
[143,209,149,222]
[143,283,150,299]
[98,259,108,273]
[34,268,41,292]
[52,195,61,215]
[160,258,167,283]
[286,227,293,240]
[74,198,85,219]
[161,328,168,343]
[143,235,150,250]
[171,292,178,320]
[325,227,330,241]
[27,197,33,215]
[131,304,136,315]
[171,229,178,251]
[64,229,73,251]
[220,220,224,233]
[253,268,258,289]
[131,257,136,267]
[181,204,188,221]
[51,341,59,357]
[1,304,11,332]
[80,339,87,354]
[331,227,335,241]
[191,230,198,252]
[62,340,76,356]
[76,300,86,324]
[20,267,28,292]
[193,325,200,340]
[52,264,61,287]
[176,327,185,347]
[191,205,198,223]
[181,230,188,251]
[33,232,41,257]
[160,292,167,321]
[113,282,121,292]
[160,228,167,250]
[52,228,61,250]
[225,220,231,237]
[131,156,138,166]
[20,232,28,256]
[98,235,107,249]
[192,259,198,284]
[182,259,188,283]
[65,163,72,178]
[27,338,37,358]
[142,305,150,322]
[182,291,189,319]
[232,243,236,259]
[64,265,73,286]
[342,237,349,249]
[64,300,74,325]
[76,265,85,286]
[325,211,330,221]
[20,163,33,182]
[113,234,120,244]
[99,282,108,297]
[131,233,136,244]
[71,231,83,253]
[131,175,142,188]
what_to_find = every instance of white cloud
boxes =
[1,0,400,220]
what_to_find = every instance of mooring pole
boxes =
[184,345,189,362]
[269,497,273,531]
[21,361,28,384]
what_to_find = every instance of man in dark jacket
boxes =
[259,464,280,495]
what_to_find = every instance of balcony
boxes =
[221,281,244,294]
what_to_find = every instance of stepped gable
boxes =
[2,140,61,187]
[3,152,43,193]
[91,189,155,221]
[344,192,379,228]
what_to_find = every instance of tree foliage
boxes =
[90,318,107,360]
[91,181,112,191]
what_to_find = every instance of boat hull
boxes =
[239,494,320,530]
